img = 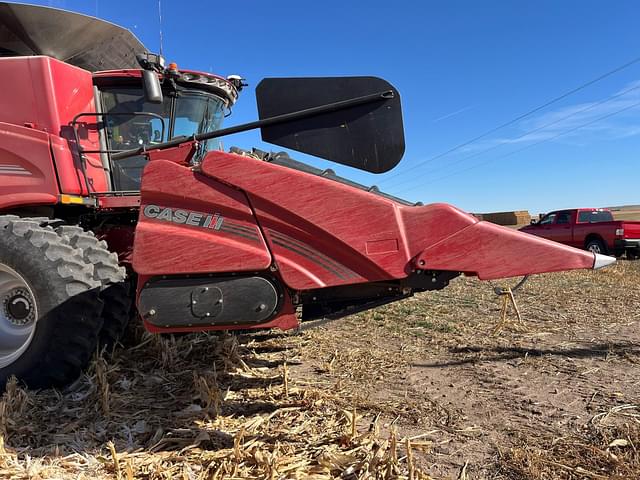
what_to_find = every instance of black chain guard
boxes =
[139,275,279,328]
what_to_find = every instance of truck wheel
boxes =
[586,239,606,254]
[54,226,132,350]
[0,217,103,389]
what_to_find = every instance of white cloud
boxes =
[464,79,640,151]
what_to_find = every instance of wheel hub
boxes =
[0,263,39,369]
[3,288,35,326]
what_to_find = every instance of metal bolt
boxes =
[419,260,426,266]
[205,312,211,317]
[148,309,156,316]
[192,300,197,305]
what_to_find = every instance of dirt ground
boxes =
[0,261,638,479]
[294,260,640,479]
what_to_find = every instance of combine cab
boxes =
[0,3,614,389]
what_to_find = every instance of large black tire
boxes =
[54,225,132,350]
[0,216,104,389]
[585,238,606,255]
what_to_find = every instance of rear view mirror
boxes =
[256,77,405,173]
[142,69,163,104]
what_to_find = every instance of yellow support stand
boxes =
[492,286,523,334]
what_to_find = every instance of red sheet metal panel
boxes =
[197,151,487,289]
[0,56,107,196]
[133,159,272,275]
[415,220,595,280]
[199,151,410,289]
[0,122,58,210]
[196,151,599,286]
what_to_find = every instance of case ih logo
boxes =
[143,205,224,230]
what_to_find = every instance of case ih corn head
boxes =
[0,3,614,389]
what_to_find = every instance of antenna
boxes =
[157,0,164,56]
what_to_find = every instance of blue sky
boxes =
[32,1,640,213]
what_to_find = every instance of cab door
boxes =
[99,85,172,192]
[535,211,558,239]
[552,210,574,245]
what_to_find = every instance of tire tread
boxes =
[0,215,104,389]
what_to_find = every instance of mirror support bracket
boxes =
[111,90,392,161]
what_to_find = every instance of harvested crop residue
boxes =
[1,261,639,479]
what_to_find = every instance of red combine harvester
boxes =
[0,3,614,389]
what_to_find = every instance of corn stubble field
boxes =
[0,261,638,479]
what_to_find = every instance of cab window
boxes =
[101,87,171,150]
[539,213,557,225]
[556,212,572,224]
[577,210,614,223]
[99,85,227,191]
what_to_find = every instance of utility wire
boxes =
[380,55,640,186]
[389,82,640,190]
[398,98,640,196]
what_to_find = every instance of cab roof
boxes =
[93,69,239,106]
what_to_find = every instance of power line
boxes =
[388,82,640,190]
[398,98,640,196]
[380,54,640,186]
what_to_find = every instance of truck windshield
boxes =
[577,210,614,223]
[100,86,226,190]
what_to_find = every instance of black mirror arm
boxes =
[111,90,393,161]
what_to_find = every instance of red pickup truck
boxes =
[520,208,640,259]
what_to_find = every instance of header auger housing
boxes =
[0,3,614,389]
